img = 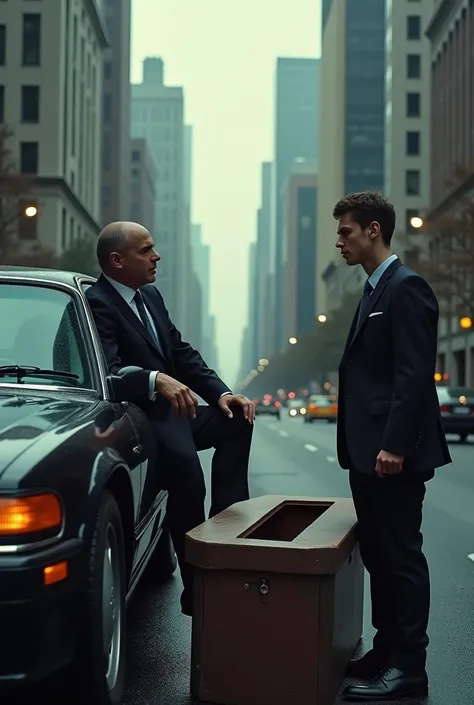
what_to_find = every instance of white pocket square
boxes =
[368,311,383,317]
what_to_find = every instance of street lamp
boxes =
[317,314,327,323]
[289,337,297,345]
[410,216,423,229]
[460,316,473,329]
[257,365,265,372]
[25,206,38,217]
[259,358,269,366]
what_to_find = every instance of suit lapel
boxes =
[96,276,168,363]
[344,259,403,355]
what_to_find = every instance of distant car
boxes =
[304,394,338,423]
[0,267,177,705]
[254,397,281,420]
[287,397,306,417]
[437,385,474,442]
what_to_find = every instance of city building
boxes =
[254,162,274,361]
[100,0,131,226]
[190,223,218,366]
[180,125,194,334]
[273,57,320,352]
[0,1,107,255]
[318,0,386,312]
[427,0,474,385]
[131,58,185,319]
[130,138,156,229]
[282,161,317,346]
[238,241,258,383]
[385,0,433,264]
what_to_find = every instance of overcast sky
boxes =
[131,0,321,383]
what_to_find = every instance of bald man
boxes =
[86,222,255,616]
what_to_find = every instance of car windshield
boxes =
[437,386,474,402]
[0,282,93,389]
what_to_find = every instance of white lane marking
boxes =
[304,444,318,452]
[278,430,289,437]
[468,554,474,563]
[326,456,337,463]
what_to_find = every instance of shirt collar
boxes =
[103,274,137,305]
[368,254,398,290]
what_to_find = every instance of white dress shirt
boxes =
[104,275,230,403]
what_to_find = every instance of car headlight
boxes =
[0,493,63,542]
[300,408,306,414]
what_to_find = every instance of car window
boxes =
[0,283,93,388]
[447,386,474,399]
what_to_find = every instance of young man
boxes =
[334,192,451,701]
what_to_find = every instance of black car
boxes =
[254,397,281,420]
[437,385,474,442]
[0,267,177,705]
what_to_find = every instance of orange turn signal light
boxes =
[0,494,62,535]
[44,560,68,586]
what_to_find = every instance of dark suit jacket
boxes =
[337,258,451,474]
[86,275,230,452]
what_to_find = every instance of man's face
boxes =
[111,226,160,288]
[335,212,379,266]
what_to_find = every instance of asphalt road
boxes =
[121,414,474,705]
[7,414,474,705]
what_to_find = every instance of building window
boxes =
[132,150,140,162]
[22,14,41,66]
[0,25,6,67]
[406,209,422,233]
[406,169,421,195]
[407,54,421,79]
[406,92,421,117]
[18,200,38,240]
[21,86,40,123]
[407,16,421,40]
[20,142,39,174]
[103,93,111,121]
[0,86,4,123]
[406,131,420,156]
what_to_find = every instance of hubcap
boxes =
[102,522,123,690]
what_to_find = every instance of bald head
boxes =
[96,221,160,288]
[96,221,149,269]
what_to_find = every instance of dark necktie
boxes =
[357,279,373,325]
[133,290,163,354]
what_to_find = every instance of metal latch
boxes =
[244,578,271,602]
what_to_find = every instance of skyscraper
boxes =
[100,0,131,226]
[131,58,185,319]
[273,57,320,352]
[317,0,386,312]
[0,0,106,255]
[254,162,274,361]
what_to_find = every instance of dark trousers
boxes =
[162,405,252,594]
[349,467,432,671]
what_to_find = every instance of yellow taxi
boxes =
[304,394,338,423]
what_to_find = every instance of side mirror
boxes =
[106,366,146,402]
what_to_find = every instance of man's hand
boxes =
[155,373,198,418]
[218,394,255,424]
[375,449,404,478]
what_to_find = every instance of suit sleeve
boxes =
[154,291,231,404]
[382,275,439,456]
[86,294,151,401]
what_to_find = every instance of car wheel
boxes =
[61,491,127,705]
[145,522,178,583]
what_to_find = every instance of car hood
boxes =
[0,391,93,474]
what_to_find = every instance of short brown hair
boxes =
[333,191,396,246]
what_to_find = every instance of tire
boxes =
[145,523,178,584]
[62,491,127,705]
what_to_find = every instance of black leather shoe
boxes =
[342,666,428,701]
[345,649,388,679]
